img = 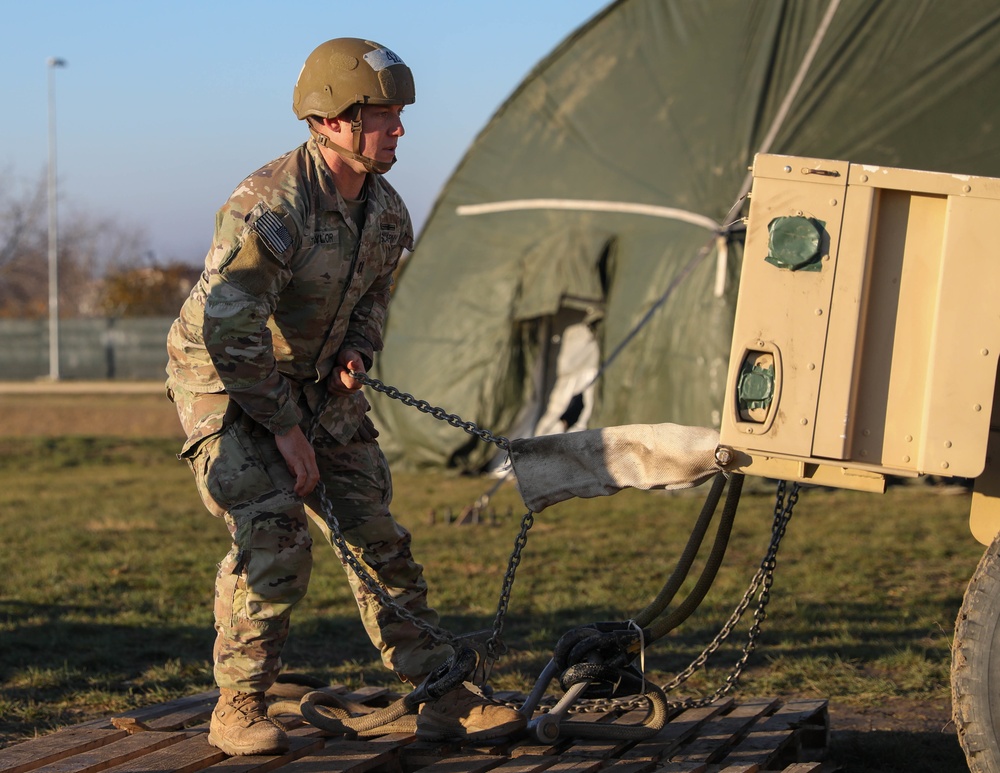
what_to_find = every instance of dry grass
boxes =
[0,384,183,439]
[0,385,984,772]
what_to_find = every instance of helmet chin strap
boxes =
[311,110,396,175]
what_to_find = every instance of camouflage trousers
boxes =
[179,402,451,692]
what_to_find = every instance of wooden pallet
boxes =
[0,688,831,773]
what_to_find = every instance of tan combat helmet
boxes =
[293,38,415,174]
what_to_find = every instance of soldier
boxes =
[165,38,525,756]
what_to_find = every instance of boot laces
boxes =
[228,691,270,724]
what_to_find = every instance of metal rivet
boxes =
[816,308,824,316]
[903,455,911,463]
[808,363,816,370]
[983,349,990,356]
[860,174,869,183]
[830,199,838,206]
[784,166,792,173]
[944,441,953,448]
[800,418,808,425]
[905,435,913,442]
[942,462,950,470]
[975,404,983,412]
[863,429,871,437]
[963,185,972,193]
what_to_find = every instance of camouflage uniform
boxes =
[166,138,450,692]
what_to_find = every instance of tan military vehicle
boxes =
[715,153,1000,772]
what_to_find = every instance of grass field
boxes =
[0,389,985,771]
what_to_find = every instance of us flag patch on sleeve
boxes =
[248,206,293,257]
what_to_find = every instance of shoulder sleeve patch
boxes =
[219,204,295,297]
[246,204,294,258]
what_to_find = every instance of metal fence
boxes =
[0,318,175,381]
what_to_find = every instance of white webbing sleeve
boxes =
[510,423,721,512]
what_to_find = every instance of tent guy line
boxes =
[455,199,721,232]
[734,0,843,201]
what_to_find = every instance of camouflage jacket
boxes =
[166,138,413,451]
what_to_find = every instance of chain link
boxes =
[319,371,798,715]
[351,371,511,451]
[561,478,800,715]
[306,373,529,670]
[657,478,799,709]
[487,510,535,663]
[313,476,459,648]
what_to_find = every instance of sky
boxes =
[2,0,611,265]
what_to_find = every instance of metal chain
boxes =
[487,510,535,663]
[316,371,799,714]
[659,479,799,708]
[306,373,530,669]
[670,479,799,707]
[312,476,458,648]
[351,371,511,451]
[567,478,800,714]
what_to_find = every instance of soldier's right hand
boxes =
[275,424,320,496]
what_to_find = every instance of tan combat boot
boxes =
[208,689,289,756]
[416,683,526,742]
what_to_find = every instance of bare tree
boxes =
[97,261,200,317]
[0,172,49,317]
[0,170,171,319]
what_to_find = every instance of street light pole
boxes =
[47,56,66,381]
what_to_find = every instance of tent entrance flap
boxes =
[509,423,721,512]
[507,228,612,440]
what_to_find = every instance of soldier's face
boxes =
[358,105,405,166]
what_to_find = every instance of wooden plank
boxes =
[544,759,606,773]
[598,760,659,773]
[199,731,327,773]
[559,703,631,760]
[0,729,127,773]
[141,702,216,733]
[81,692,219,729]
[756,700,827,731]
[98,735,225,773]
[411,754,507,773]
[31,732,188,773]
[564,700,682,759]
[670,698,779,765]
[722,729,795,768]
[270,737,401,772]
[622,698,735,761]
[508,738,568,759]
[2,695,828,773]
[487,755,559,773]
[757,700,829,759]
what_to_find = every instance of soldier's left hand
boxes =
[329,349,365,394]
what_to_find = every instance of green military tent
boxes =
[372,0,1000,471]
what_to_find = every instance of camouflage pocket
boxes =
[189,423,277,516]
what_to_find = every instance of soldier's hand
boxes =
[355,414,380,443]
[275,424,319,496]
[329,349,365,395]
